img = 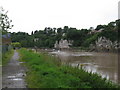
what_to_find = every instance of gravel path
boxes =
[2,50,27,88]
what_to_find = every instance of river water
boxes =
[49,50,119,83]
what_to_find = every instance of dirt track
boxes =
[2,50,27,88]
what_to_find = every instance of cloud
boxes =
[0,0,119,34]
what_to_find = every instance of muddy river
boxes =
[49,50,119,83]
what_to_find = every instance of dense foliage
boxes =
[19,48,119,88]
[11,19,119,48]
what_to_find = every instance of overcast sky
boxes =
[0,0,119,34]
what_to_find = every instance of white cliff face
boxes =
[54,39,72,49]
[34,38,39,42]
[96,37,112,49]
[94,37,120,51]
[54,41,59,48]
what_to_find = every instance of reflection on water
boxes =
[50,50,118,83]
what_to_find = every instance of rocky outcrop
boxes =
[90,37,120,52]
[54,39,72,49]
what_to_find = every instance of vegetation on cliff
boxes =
[11,19,120,49]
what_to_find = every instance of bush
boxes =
[2,49,14,66]
[11,42,21,49]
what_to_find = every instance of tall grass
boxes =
[2,49,14,66]
[19,48,119,88]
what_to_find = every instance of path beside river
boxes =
[2,50,27,88]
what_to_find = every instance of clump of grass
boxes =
[2,49,14,66]
[19,48,119,88]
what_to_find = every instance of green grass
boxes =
[0,52,2,66]
[2,49,14,66]
[19,48,119,88]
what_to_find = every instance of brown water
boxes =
[50,50,119,83]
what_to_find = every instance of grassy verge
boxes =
[19,48,119,88]
[2,49,14,66]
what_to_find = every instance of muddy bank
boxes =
[2,50,27,88]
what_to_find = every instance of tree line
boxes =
[11,19,120,48]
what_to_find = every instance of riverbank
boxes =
[29,47,119,54]
[49,50,118,83]
[19,48,119,88]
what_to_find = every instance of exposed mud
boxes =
[2,50,27,88]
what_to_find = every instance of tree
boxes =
[116,19,120,41]
[63,26,69,33]
[57,28,62,34]
[31,31,34,35]
[89,27,94,30]
[95,25,106,30]
[0,7,13,34]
